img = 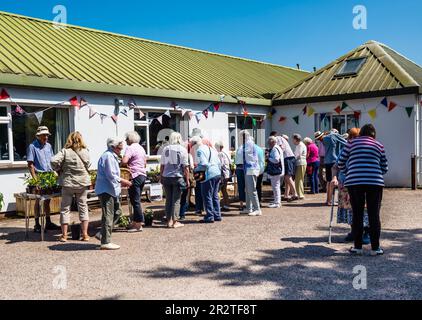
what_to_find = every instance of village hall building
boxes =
[0,11,422,211]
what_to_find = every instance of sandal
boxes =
[59,235,68,242]
[81,235,90,242]
[172,222,185,229]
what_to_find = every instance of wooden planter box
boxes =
[14,193,62,217]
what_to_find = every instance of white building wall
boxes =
[271,94,418,187]
[0,87,270,211]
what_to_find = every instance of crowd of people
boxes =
[26,123,388,255]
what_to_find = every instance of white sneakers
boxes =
[248,210,262,216]
[100,243,120,250]
[240,209,252,214]
[268,203,281,208]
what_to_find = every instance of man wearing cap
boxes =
[27,126,61,233]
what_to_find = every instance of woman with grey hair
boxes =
[267,136,284,208]
[215,141,231,211]
[160,132,190,228]
[121,131,147,232]
[95,137,132,250]
[293,133,307,200]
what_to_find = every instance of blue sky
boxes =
[1,0,421,71]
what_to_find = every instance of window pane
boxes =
[336,58,366,76]
[12,106,69,161]
[0,123,9,160]
[332,115,346,134]
[0,106,7,117]
[148,112,179,155]
[236,116,263,146]
[316,114,331,132]
[228,117,236,151]
[135,126,148,152]
[346,114,359,130]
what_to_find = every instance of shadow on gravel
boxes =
[48,243,99,251]
[139,228,422,299]
[0,227,61,244]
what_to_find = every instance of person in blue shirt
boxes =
[322,129,347,205]
[26,126,60,233]
[192,136,222,223]
[95,138,132,250]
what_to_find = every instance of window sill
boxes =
[0,162,28,170]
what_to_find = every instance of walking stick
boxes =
[328,186,337,244]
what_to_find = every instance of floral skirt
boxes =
[336,184,369,227]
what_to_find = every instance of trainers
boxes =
[370,248,384,256]
[248,210,262,216]
[126,223,143,233]
[268,203,280,208]
[100,243,120,250]
[95,232,102,241]
[240,209,252,214]
[349,247,363,255]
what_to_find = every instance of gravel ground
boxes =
[0,188,421,300]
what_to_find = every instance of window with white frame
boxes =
[228,115,265,151]
[0,104,70,163]
[134,110,182,156]
[314,113,359,134]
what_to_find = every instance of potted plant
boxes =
[147,166,160,183]
[117,215,131,228]
[70,222,81,240]
[38,172,58,195]
[89,170,97,190]
[24,174,40,194]
[144,208,154,227]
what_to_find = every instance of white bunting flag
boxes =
[89,106,97,119]
[195,112,202,124]
[164,110,171,118]
[138,110,145,119]
[34,111,44,124]
[181,109,187,117]
[156,115,163,125]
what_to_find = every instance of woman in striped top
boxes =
[337,124,388,256]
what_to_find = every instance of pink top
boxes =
[124,143,147,179]
[307,143,319,164]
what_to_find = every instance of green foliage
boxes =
[89,170,97,185]
[24,174,40,187]
[144,208,154,218]
[117,215,131,228]
[0,192,4,211]
[38,172,58,189]
[147,166,160,183]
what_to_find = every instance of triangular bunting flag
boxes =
[279,116,287,123]
[214,102,221,112]
[219,95,225,102]
[307,106,315,117]
[120,108,128,117]
[163,110,171,118]
[334,106,342,114]
[138,110,145,119]
[341,102,349,110]
[353,111,361,120]
[181,109,187,117]
[155,115,162,125]
[79,98,88,109]
[0,89,10,100]
[89,107,97,119]
[302,106,308,115]
[271,108,277,116]
[388,101,397,112]
[267,112,273,120]
[293,115,299,125]
[381,97,388,108]
[208,104,215,113]
[69,96,79,107]
[34,111,44,124]
[111,114,118,124]
[252,118,257,127]
[128,100,137,110]
[405,107,414,118]
[99,114,107,124]
[13,105,25,115]
[188,111,194,120]
[202,109,209,119]
[195,112,202,124]
[368,109,377,121]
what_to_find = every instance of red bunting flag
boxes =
[0,89,10,100]
[388,101,397,112]
[302,106,308,115]
[202,109,209,119]
[69,96,79,107]
[334,106,342,114]
[213,102,221,112]
[279,116,287,123]
[353,111,361,120]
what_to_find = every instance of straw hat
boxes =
[36,126,51,136]
[314,131,324,140]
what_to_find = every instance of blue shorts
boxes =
[284,157,296,176]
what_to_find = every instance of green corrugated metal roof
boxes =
[0,11,308,105]
[273,41,422,105]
